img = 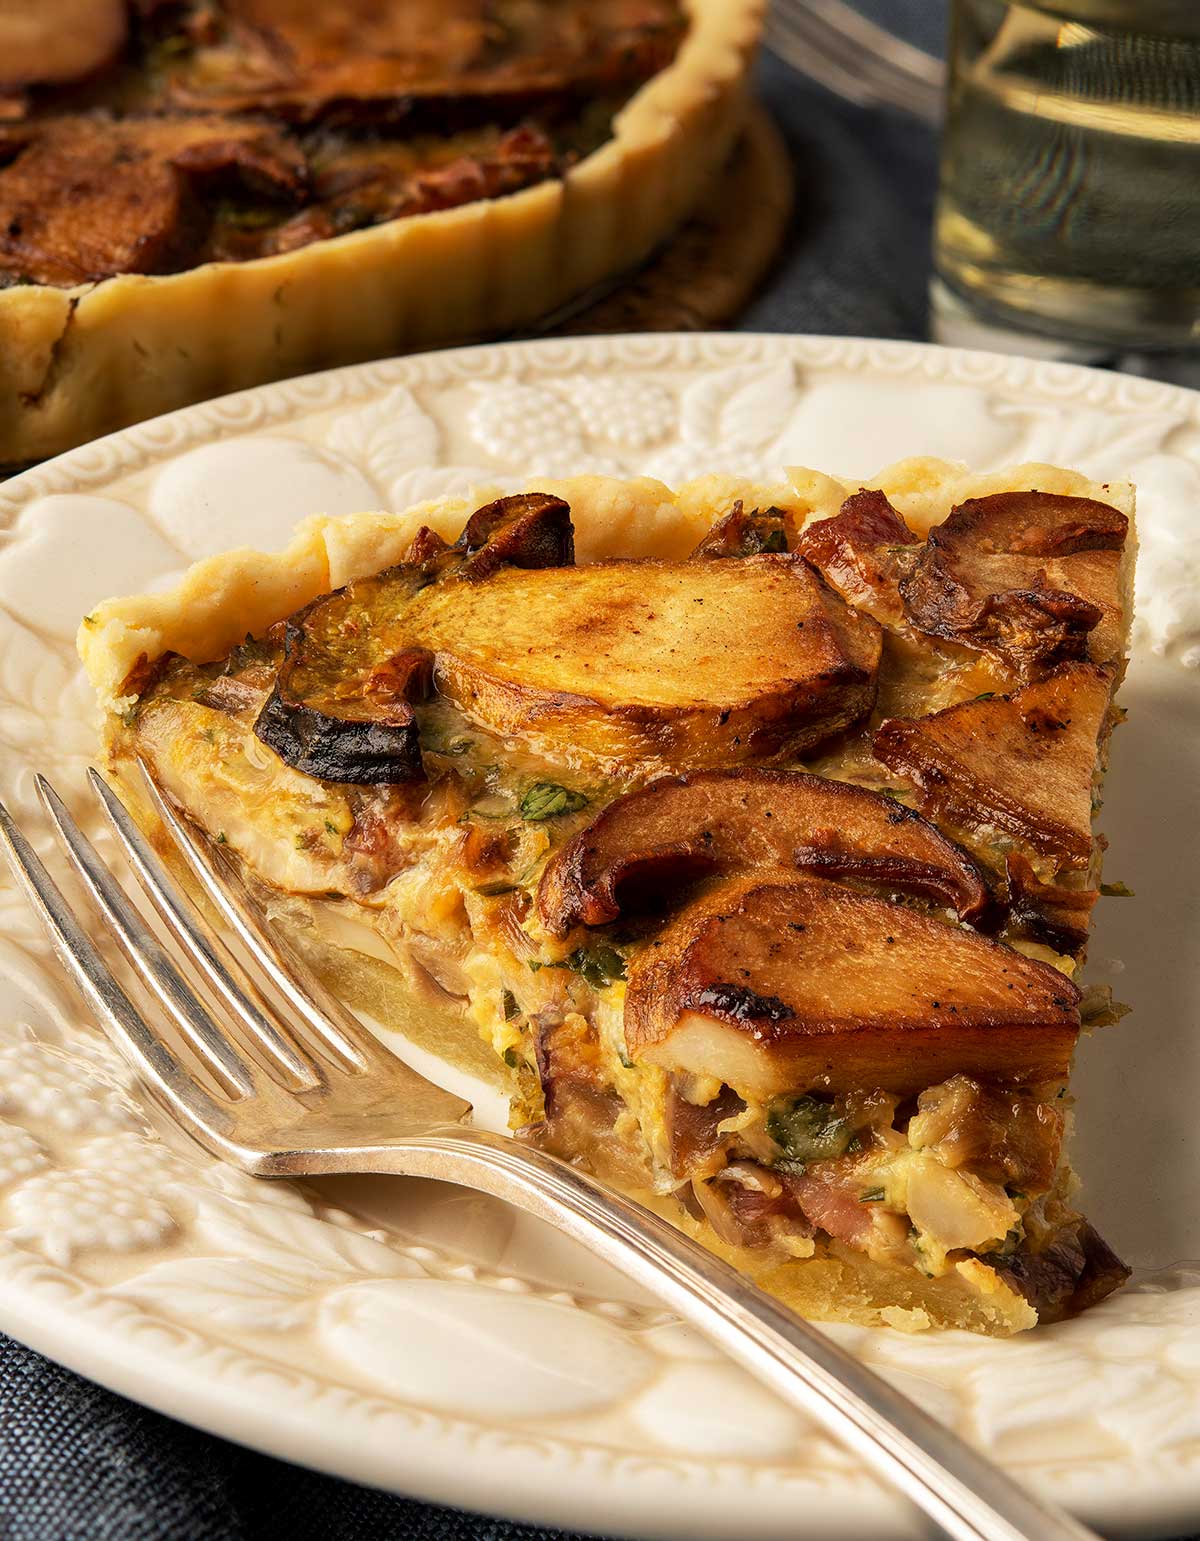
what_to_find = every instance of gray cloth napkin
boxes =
[2,15,1182,1541]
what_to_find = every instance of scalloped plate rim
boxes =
[0,332,1197,1541]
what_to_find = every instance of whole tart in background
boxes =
[0,0,763,466]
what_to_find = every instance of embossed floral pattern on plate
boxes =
[0,335,1197,1541]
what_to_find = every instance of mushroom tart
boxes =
[80,457,1136,1336]
[0,0,760,465]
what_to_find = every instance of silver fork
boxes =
[764,0,945,125]
[0,764,1100,1541]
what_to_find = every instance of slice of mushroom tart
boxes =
[80,460,1137,1336]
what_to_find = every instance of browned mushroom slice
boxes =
[907,1074,1064,1191]
[0,0,127,91]
[255,494,572,782]
[691,502,791,558]
[537,767,989,936]
[454,492,575,579]
[412,554,881,771]
[899,491,1128,673]
[168,0,684,126]
[873,662,1113,870]
[623,878,1080,1098]
[996,1219,1130,1325]
[1004,851,1099,954]
[0,116,305,286]
[795,489,916,624]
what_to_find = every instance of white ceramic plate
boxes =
[0,335,1197,1541]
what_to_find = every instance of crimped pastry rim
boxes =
[0,0,765,464]
[78,457,1135,713]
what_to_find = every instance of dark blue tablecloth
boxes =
[6,9,1186,1540]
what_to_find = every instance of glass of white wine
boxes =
[932,0,1200,357]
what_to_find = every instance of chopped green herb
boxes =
[82,614,97,628]
[120,707,139,728]
[474,879,519,897]
[566,943,626,989]
[324,820,338,835]
[973,691,997,702]
[519,782,589,821]
[1006,1188,1027,1202]
[860,1186,886,1203]
[766,1096,855,1169]
[425,737,472,756]
[761,528,788,553]
[618,1051,635,1069]
[502,989,520,1021]
[527,944,626,989]
[215,832,228,845]
[1100,881,1134,897]
[502,1048,520,1069]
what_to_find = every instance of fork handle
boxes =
[350,1127,1097,1541]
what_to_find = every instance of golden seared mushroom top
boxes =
[624,876,1081,1099]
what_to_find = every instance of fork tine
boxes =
[765,2,943,124]
[0,794,230,1140]
[84,769,320,1090]
[37,777,258,1100]
[136,762,378,1075]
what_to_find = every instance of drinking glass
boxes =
[766,0,1200,362]
[933,0,1200,357]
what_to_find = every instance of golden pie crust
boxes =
[79,457,1135,1334]
[0,0,762,467]
[80,455,1134,711]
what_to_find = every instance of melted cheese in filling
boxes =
[116,633,1075,1284]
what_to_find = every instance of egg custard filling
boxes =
[80,461,1136,1335]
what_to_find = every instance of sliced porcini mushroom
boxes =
[1004,851,1098,954]
[454,492,574,579]
[623,878,1080,1100]
[899,490,1128,673]
[167,0,684,124]
[536,767,989,936]
[252,494,572,783]
[997,1219,1130,1323]
[256,494,878,782]
[795,488,916,624]
[907,1073,1064,1192]
[0,0,127,91]
[411,554,881,771]
[691,501,791,558]
[0,115,306,287]
[873,662,1113,869]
